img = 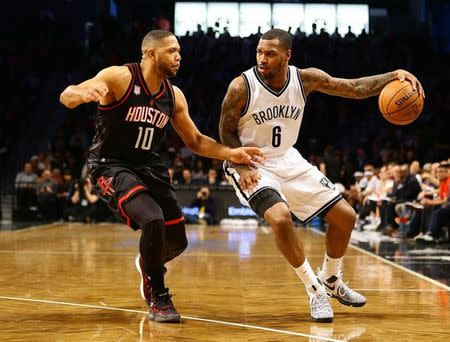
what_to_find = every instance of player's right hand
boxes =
[235,165,261,191]
[82,84,108,103]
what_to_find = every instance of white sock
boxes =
[293,259,322,297]
[320,253,343,284]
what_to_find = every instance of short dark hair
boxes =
[141,30,174,51]
[261,28,292,50]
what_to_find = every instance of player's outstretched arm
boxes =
[171,86,264,166]
[59,66,123,109]
[300,68,424,99]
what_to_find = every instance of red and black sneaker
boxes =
[135,255,152,307]
[150,288,181,323]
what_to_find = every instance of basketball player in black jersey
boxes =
[60,30,264,323]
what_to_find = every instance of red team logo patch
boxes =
[97,176,115,196]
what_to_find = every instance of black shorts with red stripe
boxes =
[87,156,183,230]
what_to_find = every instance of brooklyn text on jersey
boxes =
[252,105,302,125]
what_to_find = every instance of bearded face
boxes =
[153,36,181,78]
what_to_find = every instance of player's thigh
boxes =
[323,198,356,227]
[282,166,341,223]
[91,166,153,229]
[225,163,283,208]
[248,187,287,219]
[122,191,164,228]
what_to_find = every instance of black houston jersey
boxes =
[89,63,175,163]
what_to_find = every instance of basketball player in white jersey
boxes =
[219,29,424,323]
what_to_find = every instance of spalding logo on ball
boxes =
[378,80,424,125]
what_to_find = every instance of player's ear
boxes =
[146,48,156,59]
[285,49,291,61]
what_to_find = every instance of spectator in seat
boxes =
[380,164,421,236]
[36,169,58,221]
[185,186,216,225]
[416,190,450,242]
[412,162,450,240]
[66,177,99,223]
[179,168,197,186]
[15,162,38,218]
[204,168,220,186]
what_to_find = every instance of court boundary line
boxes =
[0,295,340,342]
[310,227,450,291]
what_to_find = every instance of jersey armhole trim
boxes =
[296,68,307,103]
[166,79,176,117]
[240,74,251,117]
[98,64,135,111]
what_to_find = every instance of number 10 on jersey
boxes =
[135,126,154,150]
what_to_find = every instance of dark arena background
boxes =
[0,0,449,340]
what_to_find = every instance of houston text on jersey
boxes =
[125,106,170,129]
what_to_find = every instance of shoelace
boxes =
[155,292,175,309]
[311,291,332,314]
[317,268,363,301]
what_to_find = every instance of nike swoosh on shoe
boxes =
[323,282,335,291]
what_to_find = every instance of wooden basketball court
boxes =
[0,223,449,341]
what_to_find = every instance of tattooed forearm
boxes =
[219,76,247,148]
[353,72,398,98]
[300,68,398,99]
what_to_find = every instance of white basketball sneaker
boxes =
[309,284,334,323]
[319,271,366,307]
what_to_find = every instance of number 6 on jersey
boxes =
[272,125,281,147]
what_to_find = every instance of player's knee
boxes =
[172,227,188,253]
[344,205,357,230]
[176,237,188,256]
[326,200,356,231]
[348,204,357,221]
[141,218,165,241]
[267,211,292,231]
[165,221,188,261]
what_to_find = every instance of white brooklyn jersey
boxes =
[238,65,306,157]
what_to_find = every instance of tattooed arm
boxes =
[219,76,247,149]
[300,68,424,99]
[219,76,262,190]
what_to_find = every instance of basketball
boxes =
[378,80,424,125]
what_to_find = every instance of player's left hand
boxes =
[396,69,425,98]
[229,147,265,167]
[235,165,261,191]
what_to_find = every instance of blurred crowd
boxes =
[14,148,450,244]
[345,159,450,242]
